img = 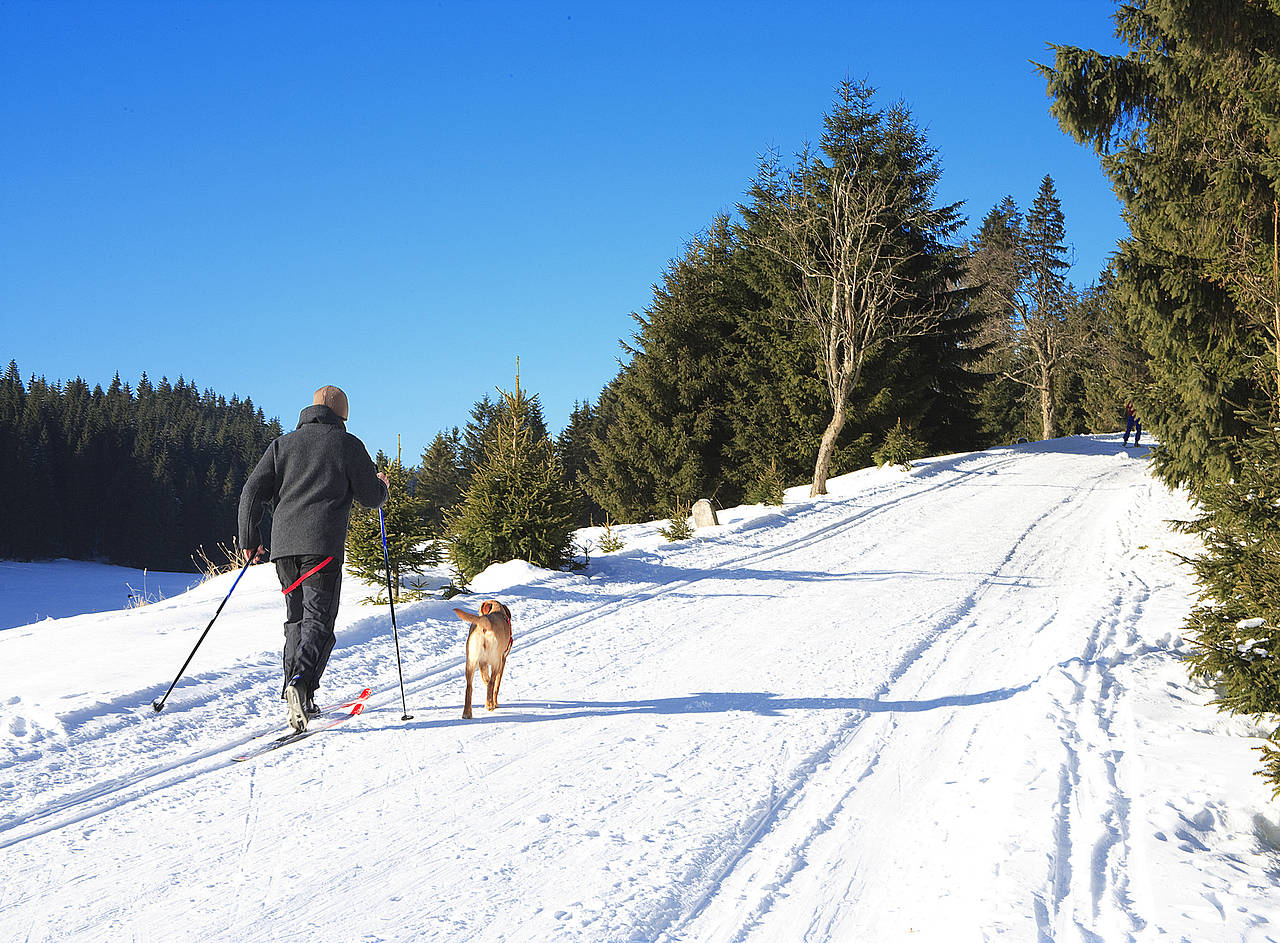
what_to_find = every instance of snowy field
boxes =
[2,435,1279,943]
[0,559,201,630]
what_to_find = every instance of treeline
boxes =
[0,361,281,570]
[1043,0,1280,792]
[7,83,1140,588]
[404,83,1132,540]
[350,82,1145,609]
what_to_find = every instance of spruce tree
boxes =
[970,199,1034,444]
[1043,0,1280,792]
[971,179,1078,441]
[556,400,605,526]
[462,391,547,481]
[446,378,579,583]
[345,456,431,603]
[1022,176,1074,439]
[1072,272,1151,433]
[1041,2,1273,492]
[417,428,465,530]
[584,218,758,521]
[721,243,835,492]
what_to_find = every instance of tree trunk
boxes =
[1039,363,1057,439]
[811,399,848,497]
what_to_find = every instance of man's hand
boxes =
[378,472,390,489]
[243,545,265,564]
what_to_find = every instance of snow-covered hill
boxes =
[2,436,1277,942]
[0,559,201,631]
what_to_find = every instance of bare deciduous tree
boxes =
[748,85,959,495]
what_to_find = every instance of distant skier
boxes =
[238,385,389,733]
[1123,402,1142,447]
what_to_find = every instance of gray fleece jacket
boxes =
[238,404,388,560]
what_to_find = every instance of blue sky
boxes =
[1,0,1126,460]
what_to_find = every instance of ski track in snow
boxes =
[653,449,1135,943]
[2,436,1280,943]
[0,445,1021,849]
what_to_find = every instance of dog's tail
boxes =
[453,608,480,625]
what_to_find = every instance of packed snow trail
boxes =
[2,436,1279,942]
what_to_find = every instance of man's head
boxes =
[313,385,349,421]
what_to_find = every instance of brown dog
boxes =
[453,600,514,719]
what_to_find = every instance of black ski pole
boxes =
[380,507,414,721]
[152,555,254,712]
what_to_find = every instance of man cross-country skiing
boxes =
[238,385,389,733]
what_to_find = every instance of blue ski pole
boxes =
[380,507,413,721]
[152,555,253,712]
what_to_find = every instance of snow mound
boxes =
[467,558,556,593]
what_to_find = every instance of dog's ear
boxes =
[501,603,512,622]
[479,600,495,616]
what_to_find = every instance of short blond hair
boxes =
[313,385,349,420]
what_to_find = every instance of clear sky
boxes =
[1,0,1126,460]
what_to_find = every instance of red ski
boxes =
[232,687,372,762]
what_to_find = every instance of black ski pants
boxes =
[275,554,342,699]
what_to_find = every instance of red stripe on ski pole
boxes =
[281,556,333,595]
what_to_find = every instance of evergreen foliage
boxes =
[446,380,580,583]
[1043,0,1280,792]
[1071,274,1150,433]
[596,519,625,553]
[556,400,606,526]
[416,428,466,530]
[657,503,694,542]
[345,456,431,604]
[584,218,759,522]
[1041,2,1276,493]
[720,265,835,490]
[1176,405,1280,793]
[0,360,280,570]
[969,198,1035,444]
[967,180,1084,441]
[462,392,547,480]
[744,80,972,495]
[872,421,928,471]
[584,84,984,523]
[743,459,787,506]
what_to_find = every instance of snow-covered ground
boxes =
[2,435,1278,943]
[0,559,202,631]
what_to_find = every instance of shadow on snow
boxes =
[370,683,1033,733]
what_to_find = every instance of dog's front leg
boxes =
[463,660,476,719]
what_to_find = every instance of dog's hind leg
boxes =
[462,627,478,719]
[488,653,509,712]
[485,671,497,712]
